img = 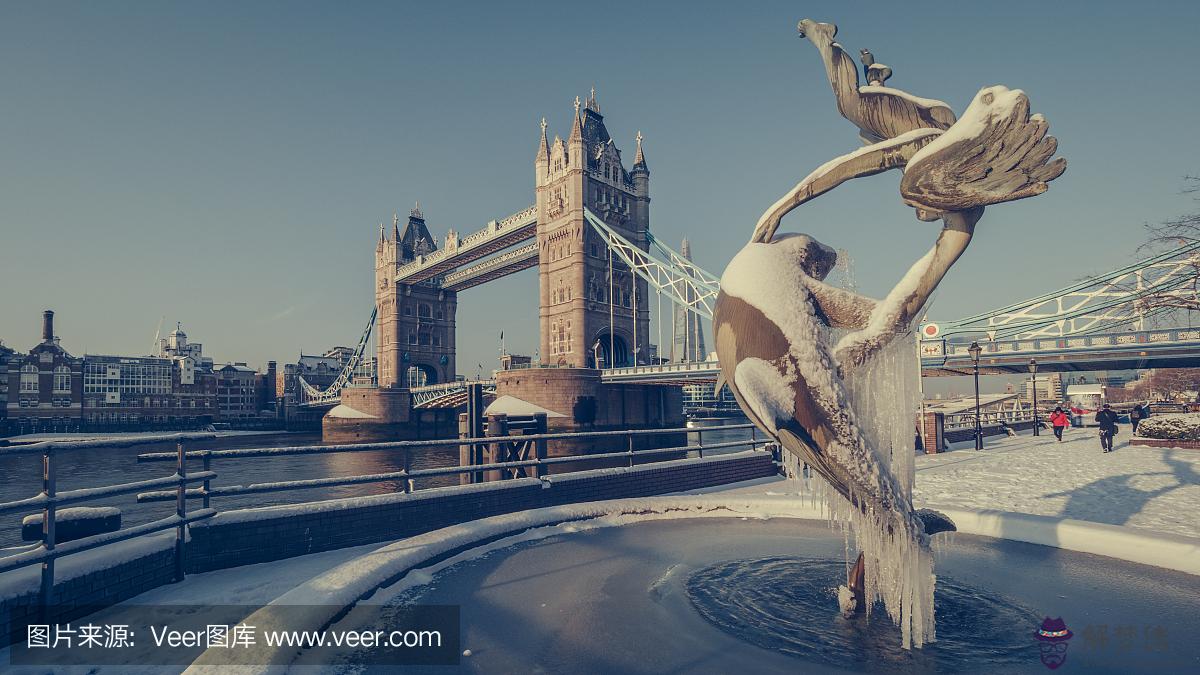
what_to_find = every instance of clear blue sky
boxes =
[2,1,1198,394]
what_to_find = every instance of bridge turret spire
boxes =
[632,130,648,173]
[569,96,584,144]
[393,212,401,240]
[536,117,550,163]
[378,221,386,245]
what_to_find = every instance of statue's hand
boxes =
[899,86,1066,214]
[797,18,836,43]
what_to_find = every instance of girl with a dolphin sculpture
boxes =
[713,18,1066,649]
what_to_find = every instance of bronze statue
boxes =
[713,19,1066,648]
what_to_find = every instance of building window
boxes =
[20,365,38,393]
[53,365,71,393]
[418,304,431,318]
[409,333,418,345]
[404,305,412,316]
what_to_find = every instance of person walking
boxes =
[1130,403,1147,434]
[1096,403,1120,453]
[1048,406,1070,442]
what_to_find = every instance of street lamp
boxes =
[1029,359,1040,436]
[968,341,983,451]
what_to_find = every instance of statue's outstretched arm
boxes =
[832,209,981,368]
[751,128,940,244]
[833,86,1066,367]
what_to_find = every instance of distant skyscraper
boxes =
[672,238,707,362]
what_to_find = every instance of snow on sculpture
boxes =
[713,19,1066,649]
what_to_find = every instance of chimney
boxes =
[42,310,54,343]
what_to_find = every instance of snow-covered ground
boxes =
[0,542,381,674]
[912,431,1200,539]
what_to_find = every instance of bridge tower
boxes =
[536,90,651,368]
[376,206,458,387]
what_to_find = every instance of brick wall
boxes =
[1,536,176,647]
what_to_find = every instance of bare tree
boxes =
[1131,177,1200,315]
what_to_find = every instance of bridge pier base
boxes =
[322,387,456,443]
[491,368,686,471]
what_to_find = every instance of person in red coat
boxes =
[1048,406,1071,442]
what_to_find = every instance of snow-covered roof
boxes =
[327,404,376,419]
[484,395,566,418]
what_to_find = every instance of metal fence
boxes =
[0,433,218,618]
[943,408,1039,431]
[0,423,767,615]
[134,422,765,502]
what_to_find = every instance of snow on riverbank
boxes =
[4,430,278,443]
[913,431,1200,538]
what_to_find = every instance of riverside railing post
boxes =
[485,414,507,482]
[697,428,704,459]
[533,413,547,478]
[202,451,212,510]
[40,445,57,620]
[627,432,635,467]
[404,448,414,493]
[174,439,187,582]
[750,425,757,451]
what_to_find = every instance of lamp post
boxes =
[1029,359,1040,436]
[968,341,983,451]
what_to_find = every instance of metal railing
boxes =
[0,423,768,617]
[134,423,765,503]
[943,409,1038,431]
[0,433,218,618]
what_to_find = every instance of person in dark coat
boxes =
[1095,403,1120,452]
[1128,401,1147,432]
[1130,403,1148,434]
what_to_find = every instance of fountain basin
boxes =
[186,496,1200,673]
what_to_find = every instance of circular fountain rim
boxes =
[181,495,1200,673]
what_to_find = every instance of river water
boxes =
[0,418,756,549]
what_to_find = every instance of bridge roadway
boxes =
[317,326,1200,409]
[922,326,1200,375]
[606,326,1200,382]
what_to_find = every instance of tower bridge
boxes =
[371,89,654,394]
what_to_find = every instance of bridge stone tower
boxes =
[375,206,458,387]
[535,90,651,368]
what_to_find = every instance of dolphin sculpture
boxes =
[714,19,1066,648]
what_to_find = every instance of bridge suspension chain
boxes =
[583,209,721,320]
[929,241,1200,340]
[298,305,377,406]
